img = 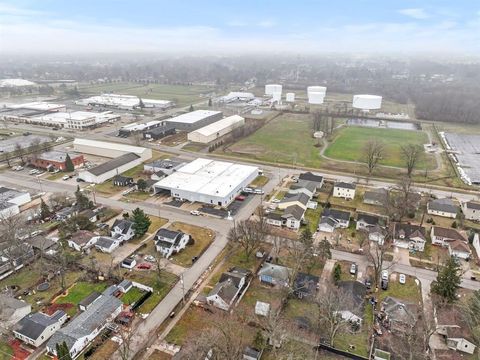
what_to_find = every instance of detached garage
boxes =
[78,153,142,184]
[187,115,245,144]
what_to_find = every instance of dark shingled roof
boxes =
[428,198,458,214]
[465,201,480,210]
[282,204,305,221]
[87,152,140,176]
[112,219,134,234]
[323,208,350,221]
[334,181,356,190]
[357,212,382,226]
[78,291,101,309]
[281,192,310,206]
[432,226,466,242]
[298,172,324,185]
[15,310,66,340]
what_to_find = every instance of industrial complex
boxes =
[153,158,259,207]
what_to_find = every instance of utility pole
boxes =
[180,274,185,304]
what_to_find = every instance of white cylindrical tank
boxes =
[272,92,282,102]
[352,95,382,110]
[308,92,325,104]
[265,84,282,95]
[307,86,327,96]
[286,93,295,102]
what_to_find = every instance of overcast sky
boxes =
[1,0,479,55]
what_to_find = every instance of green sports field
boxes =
[78,82,215,107]
[324,126,433,169]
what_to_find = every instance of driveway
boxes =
[393,246,411,266]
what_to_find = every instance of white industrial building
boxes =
[27,111,120,129]
[307,86,327,105]
[164,110,223,131]
[265,84,282,95]
[153,158,259,207]
[75,94,174,110]
[217,92,255,103]
[352,95,382,110]
[0,79,36,87]
[6,102,66,112]
[73,138,152,161]
[78,152,142,184]
[187,115,245,144]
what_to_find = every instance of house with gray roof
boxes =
[111,218,135,241]
[78,291,102,312]
[278,192,310,211]
[298,172,324,188]
[462,200,480,221]
[333,182,356,200]
[154,228,190,258]
[363,188,388,206]
[356,212,386,231]
[318,208,350,232]
[381,296,417,334]
[427,198,459,219]
[0,295,31,330]
[93,236,120,253]
[281,205,305,230]
[14,310,67,347]
[206,267,250,311]
[46,287,123,359]
[258,263,290,287]
[289,180,317,198]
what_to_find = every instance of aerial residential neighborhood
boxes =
[1,1,480,360]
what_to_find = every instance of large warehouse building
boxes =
[75,94,174,110]
[164,110,222,131]
[78,152,142,184]
[153,158,259,207]
[73,138,152,161]
[187,115,245,144]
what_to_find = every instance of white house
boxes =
[462,200,480,221]
[427,198,459,219]
[0,295,31,331]
[448,240,471,260]
[288,181,316,199]
[281,205,305,230]
[368,225,387,245]
[333,182,356,200]
[437,306,477,355]
[110,219,135,241]
[155,228,190,258]
[318,208,350,233]
[14,310,67,348]
[93,236,120,253]
[431,226,466,247]
[393,223,426,252]
[258,263,290,287]
[277,193,310,211]
[206,268,249,311]
[46,286,123,359]
[356,213,383,231]
[67,230,96,252]
[266,213,283,227]
[0,186,31,219]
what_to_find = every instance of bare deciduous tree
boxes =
[401,144,423,177]
[363,139,384,176]
[118,327,134,360]
[386,177,416,222]
[227,215,269,261]
[365,239,392,290]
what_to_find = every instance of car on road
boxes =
[350,263,357,275]
[271,198,281,203]
[399,274,406,284]
[190,210,200,216]
[76,177,85,182]
[62,175,70,181]
[254,189,264,195]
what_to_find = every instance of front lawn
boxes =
[121,286,146,306]
[302,206,322,233]
[378,274,422,304]
[169,222,215,267]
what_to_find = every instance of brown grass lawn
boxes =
[169,222,215,267]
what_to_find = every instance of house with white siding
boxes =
[333,182,356,200]
[462,200,480,221]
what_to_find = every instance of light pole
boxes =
[180,274,186,305]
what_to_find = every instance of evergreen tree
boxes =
[132,207,151,238]
[75,185,93,211]
[65,153,75,172]
[39,198,52,220]
[318,239,332,260]
[432,256,461,303]
[188,104,194,112]
[56,341,72,360]
[137,178,147,191]
[333,263,342,284]
[138,98,145,109]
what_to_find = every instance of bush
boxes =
[351,231,356,238]
[452,221,457,228]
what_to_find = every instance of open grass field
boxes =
[56,281,108,305]
[324,126,433,169]
[228,113,323,168]
[78,82,215,107]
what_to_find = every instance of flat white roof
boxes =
[7,102,65,111]
[191,115,244,137]
[154,158,258,198]
[0,79,36,87]
[121,120,163,131]
[142,99,173,105]
[73,138,148,154]
[166,110,221,124]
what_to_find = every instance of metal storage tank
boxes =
[308,92,325,104]
[272,92,282,102]
[307,86,327,96]
[286,93,295,102]
[352,95,382,110]
[265,84,282,95]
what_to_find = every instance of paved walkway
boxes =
[319,259,335,293]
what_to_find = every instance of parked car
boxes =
[190,210,200,216]
[381,270,389,281]
[144,255,155,262]
[136,263,152,270]
[62,175,70,181]
[399,274,406,284]
[381,279,388,290]
[254,189,264,195]
[271,199,281,203]
[243,187,254,193]
[350,263,357,275]
[364,277,372,289]
[76,177,85,182]
[235,195,246,201]
[29,169,38,175]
